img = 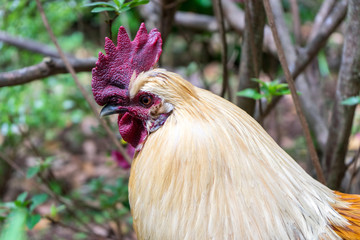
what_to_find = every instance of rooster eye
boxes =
[139,95,153,107]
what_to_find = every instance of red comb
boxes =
[92,23,162,105]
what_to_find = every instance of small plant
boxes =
[26,156,55,179]
[237,78,295,103]
[0,192,50,232]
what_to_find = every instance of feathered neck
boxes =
[129,76,349,240]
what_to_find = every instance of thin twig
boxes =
[308,0,337,42]
[0,151,98,235]
[0,152,57,201]
[346,147,360,193]
[14,125,102,233]
[221,0,277,56]
[0,153,26,178]
[35,0,131,164]
[289,0,302,45]
[212,0,231,100]
[244,0,263,120]
[0,31,73,58]
[46,216,115,240]
[263,0,326,184]
[174,11,223,32]
[244,1,259,77]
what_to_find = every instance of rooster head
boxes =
[92,23,166,149]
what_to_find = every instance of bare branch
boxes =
[264,0,326,184]
[158,0,179,43]
[302,0,338,148]
[212,0,231,100]
[0,57,96,87]
[308,0,337,42]
[174,12,221,32]
[141,5,277,56]
[35,0,132,164]
[0,30,73,58]
[139,0,179,45]
[260,0,347,119]
[346,147,360,193]
[266,0,330,152]
[324,0,360,189]
[289,0,302,45]
[222,0,277,56]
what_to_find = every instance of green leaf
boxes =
[26,165,40,179]
[83,2,117,8]
[16,192,28,203]
[44,156,55,165]
[91,7,116,13]
[0,208,27,240]
[274,89,291,96]
[123,0,149,8]
[117,6,131,13]
[26,214,41,230]
[251,78,266,85]
[318,51,330,77]
[236,88,263,100]
[49,204,66,218]
[30,194,48,212]
[50,204,57,218]
[274,83,289,90]
[41,156,55,170]
[74,232,88,240]
[14,200,25,208]
[1,202,16,209]
[49,181,62,195]
[341,96,360,106]
[113,0,124,7]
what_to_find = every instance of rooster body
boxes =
[92,24,360,240]
[128,69,360,240]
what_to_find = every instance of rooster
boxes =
[92,24,360,240]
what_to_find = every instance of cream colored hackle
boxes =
[128,69,350,240]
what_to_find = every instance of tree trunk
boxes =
[237,0,265,116]
[324,1,360,190]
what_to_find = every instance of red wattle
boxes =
[118,113,148,148]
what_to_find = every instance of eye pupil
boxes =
[140,95,152,106]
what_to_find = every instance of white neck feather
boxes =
[129,87,348,240]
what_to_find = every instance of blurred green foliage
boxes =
[0,191,49,232]
[237,78,294,103]
[0,0,95,152]
[0,0,133,238]
[180,0,213,15]
[85,0,149,14]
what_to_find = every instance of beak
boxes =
[100,104,128,117]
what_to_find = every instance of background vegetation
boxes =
[0,0,359,239]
